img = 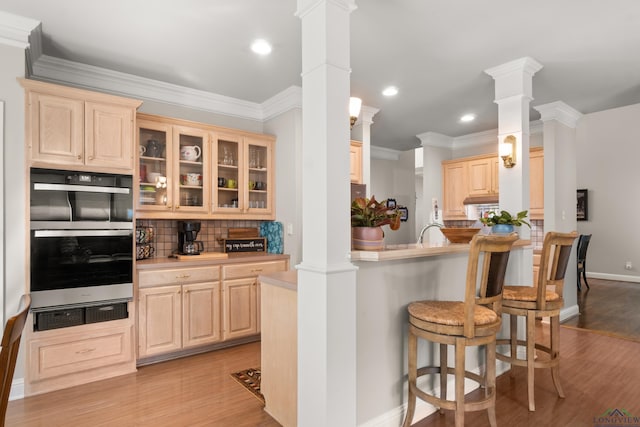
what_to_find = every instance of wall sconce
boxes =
[500,135,516,168]
[349,97,362,129]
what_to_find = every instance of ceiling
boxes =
[2,0,640,151]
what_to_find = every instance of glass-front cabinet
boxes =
[136,113,274,220]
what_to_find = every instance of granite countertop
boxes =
[136,252,290,270]
[350,239,532,262]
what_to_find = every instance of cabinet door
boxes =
[138,285,182,357]
[213,132,243,214]
[183,282,222,348]
[491,157,500,194]
[29,92,84,166]
[530,149,544,219]
[467,158,492,196]
[244,136,274,217]
[85,101,134,171]
[138,120,173,212]
[174,126,209,214]
[442,161,468,220]
[222,277,258,340]
[350,141,363,184]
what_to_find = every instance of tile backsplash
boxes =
[136,219,263,258]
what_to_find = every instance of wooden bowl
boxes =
[440,227,481,243]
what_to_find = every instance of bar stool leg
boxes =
[550,315,565,398]
[454,338,465,427]
[403,330,417,427]
[486,340,497,427]
[526,311,536,411]
[509,314,518,378]
[440,343,448,413]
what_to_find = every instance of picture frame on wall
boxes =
[386,198,397,209]
[577,189,588,221]
[398,206,409,222]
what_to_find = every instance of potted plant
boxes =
[480,210,531,234]
[351,196,401,250]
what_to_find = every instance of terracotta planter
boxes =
[352,226,384,251]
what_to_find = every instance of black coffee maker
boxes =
[177,221,204,255]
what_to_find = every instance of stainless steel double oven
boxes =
[30,168,134,313]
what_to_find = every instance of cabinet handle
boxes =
[176,274,191,279]
[251,268,263,273]
[76,348,96,354]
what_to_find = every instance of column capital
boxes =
[534,101,583,128]
[416,131,453,148]
[296,0,357,18]
[485,57,543,101]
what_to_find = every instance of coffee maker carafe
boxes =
[177,221,204,255]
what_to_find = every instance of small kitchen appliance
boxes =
[177,221,204,255]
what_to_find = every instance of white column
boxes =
[485,57,543,241]
[351,105,379,195]
[534,101,582,318]
[296,1,357,425]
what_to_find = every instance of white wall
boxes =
[576,103,640,280]
[1,43,28,384]
[264,108,302,266]
[370,150,416,245]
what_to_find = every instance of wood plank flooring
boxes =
[6,342,280,427]
[7,279,640,426]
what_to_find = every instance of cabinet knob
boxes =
[166,204,172,209]
[77,155,82,160]
[76,348,96,355]
[88,155,94,160]
[176,205,180,209]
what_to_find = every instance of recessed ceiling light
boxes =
[460,114,476,122]
[251,39,272,55]
[382,86,398,97]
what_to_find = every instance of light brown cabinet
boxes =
[350,140,363,184]
[136,113,275,220]
[25,314,136,396]
[21,79,141,173]
[442,161,468,220]
[529,148,544,219]
[221,260,289,340]
[137,266,221,358]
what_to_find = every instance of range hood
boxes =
[463,194,499,205]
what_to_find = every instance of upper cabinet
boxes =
[442,149,544,221]
[529,148,544,220]
[21,79,142,174]
[136,113,275,220]
[350,140,363,184]
[442,160,468,220]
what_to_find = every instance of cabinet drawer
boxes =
[139,266,220,288]
[29,323,133,382]
[223,260,287,280]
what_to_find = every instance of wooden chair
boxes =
[1,294,31,426]
[576,234,592,291]
[403,233,518,427]
[497,231,577,411]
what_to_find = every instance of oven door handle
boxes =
[33,183,130,195]
[34,230,133,238]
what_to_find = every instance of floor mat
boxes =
[230,367,264,405]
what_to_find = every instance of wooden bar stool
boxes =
[496,231,577,411]
[403,233,518,427]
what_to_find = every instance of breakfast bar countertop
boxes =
[350,238,532,262]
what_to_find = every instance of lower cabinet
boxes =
[26,314,136,396]
[137,266,220,358]
[137,258,288,360]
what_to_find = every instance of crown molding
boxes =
[0,10,40,49]
[371,145,401,161]
[262,86,302,120]
[534,101,583,128]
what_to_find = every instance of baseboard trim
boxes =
[560,304,580,322]
[10,377,24,401]
[587,272,640,283]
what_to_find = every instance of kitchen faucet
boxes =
[417,223,443,245]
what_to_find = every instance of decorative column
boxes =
[351,105,379,195]
[295,1,357,425]
[534,101,582,319]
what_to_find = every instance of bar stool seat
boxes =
[496,231,577,412]
[403,233,518,427]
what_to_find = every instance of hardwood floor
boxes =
[7,280,640,426]
[6,342,280,427]
[562,278,640,341]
